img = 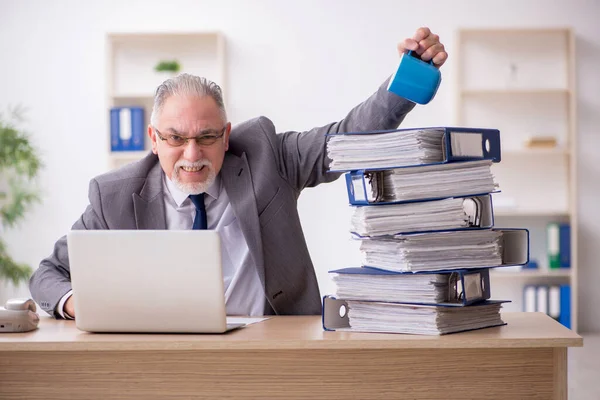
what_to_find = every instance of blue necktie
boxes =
[189,193,207,230]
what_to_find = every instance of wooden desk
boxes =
[0,313,582,399]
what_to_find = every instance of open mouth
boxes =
[180,165,206,173]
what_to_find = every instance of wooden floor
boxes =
[569,333,600,399]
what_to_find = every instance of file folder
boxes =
[327,126,501,173]
[536,285,549,315]
[345,162,498,205]
[329,267,491,306]
[523,285,537,312]
[349,193,494,231]
[357,228,529,273]
[549,285,561,320]
[110,106,145,152]
[322,295,509,335]
[559,284,571,329]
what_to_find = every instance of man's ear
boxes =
[223,122,232,152]
[148,125,158,154]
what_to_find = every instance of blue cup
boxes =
[387,50,441,104]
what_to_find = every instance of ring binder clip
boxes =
[463,197,482,227]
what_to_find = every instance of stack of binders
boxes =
[322,127,530,335]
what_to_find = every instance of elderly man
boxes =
[30,27,448,318]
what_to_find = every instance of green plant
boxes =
[0,106,42,285]
[154,60,181,73]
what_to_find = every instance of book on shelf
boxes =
[523,284,571,329]
[547,222,571,269]
[330,267,491,306]
[322,296,507,335]
[356,228,529,273]
[350,194,493,236]
[326,126,500,171]
[345,160,497,205]
[110,106,145,152]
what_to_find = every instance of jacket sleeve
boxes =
[29,179,108,318]
[274,77,416,191]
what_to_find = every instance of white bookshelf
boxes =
[106,32,227,170]
[456,28,578,331]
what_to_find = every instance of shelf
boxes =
[494,209,570,218]
[459,27,572,36]
[107,31,226,171]
[108,31,226,102]
[461,88,570,96]
[501,148,570,157]
[457,27,577,331]
[491,269,571,278]
[109,31,223,42]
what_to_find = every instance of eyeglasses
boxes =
[153,126,227,147]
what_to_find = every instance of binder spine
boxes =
[559,285,571,329]
[458,269,491,305]
[443,128,501,163]
[322,296,350,331]
[110,106,145,152]
[345,172,370,205]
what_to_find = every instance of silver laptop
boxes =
[67,230,244,333]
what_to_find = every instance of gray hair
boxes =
[150,73,227,126]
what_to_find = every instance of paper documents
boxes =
[344,300,505,335]
[333,270,449,304]
[359,229,503,272]
[380,160,496,202]
[351,197,483,236]
[327,128,445,170]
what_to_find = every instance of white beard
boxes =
[171,159,216,195]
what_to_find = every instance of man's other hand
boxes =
[398,27,448,68]
[64,296,75,319]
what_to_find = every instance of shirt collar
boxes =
[163,172,221,207]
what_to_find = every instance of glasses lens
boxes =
[196,135,220,146]
[166,135,187,147]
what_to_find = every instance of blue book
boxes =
[559,285,571,329]
[110,107,145,152]
[559,224,571,268]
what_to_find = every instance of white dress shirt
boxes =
[57,172,266,318]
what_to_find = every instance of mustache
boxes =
[174,159,212,169]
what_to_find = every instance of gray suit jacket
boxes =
[29,79,415,317]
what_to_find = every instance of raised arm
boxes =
[275,27,448,190]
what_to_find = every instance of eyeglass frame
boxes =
[152,125,228,147]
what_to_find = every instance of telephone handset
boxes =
[0,298,40,333]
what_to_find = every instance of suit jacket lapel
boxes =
[221,152,266,284]
[133,161,167,229]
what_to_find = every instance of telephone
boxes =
[0,298,40,333]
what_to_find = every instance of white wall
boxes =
[1,0,599,331]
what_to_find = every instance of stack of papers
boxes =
[351,197,478,236]
[345,300,505,335]
[380,160,496,202]
[327,129,445,170]
[359,230,503,272]
[332,270,449,304]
